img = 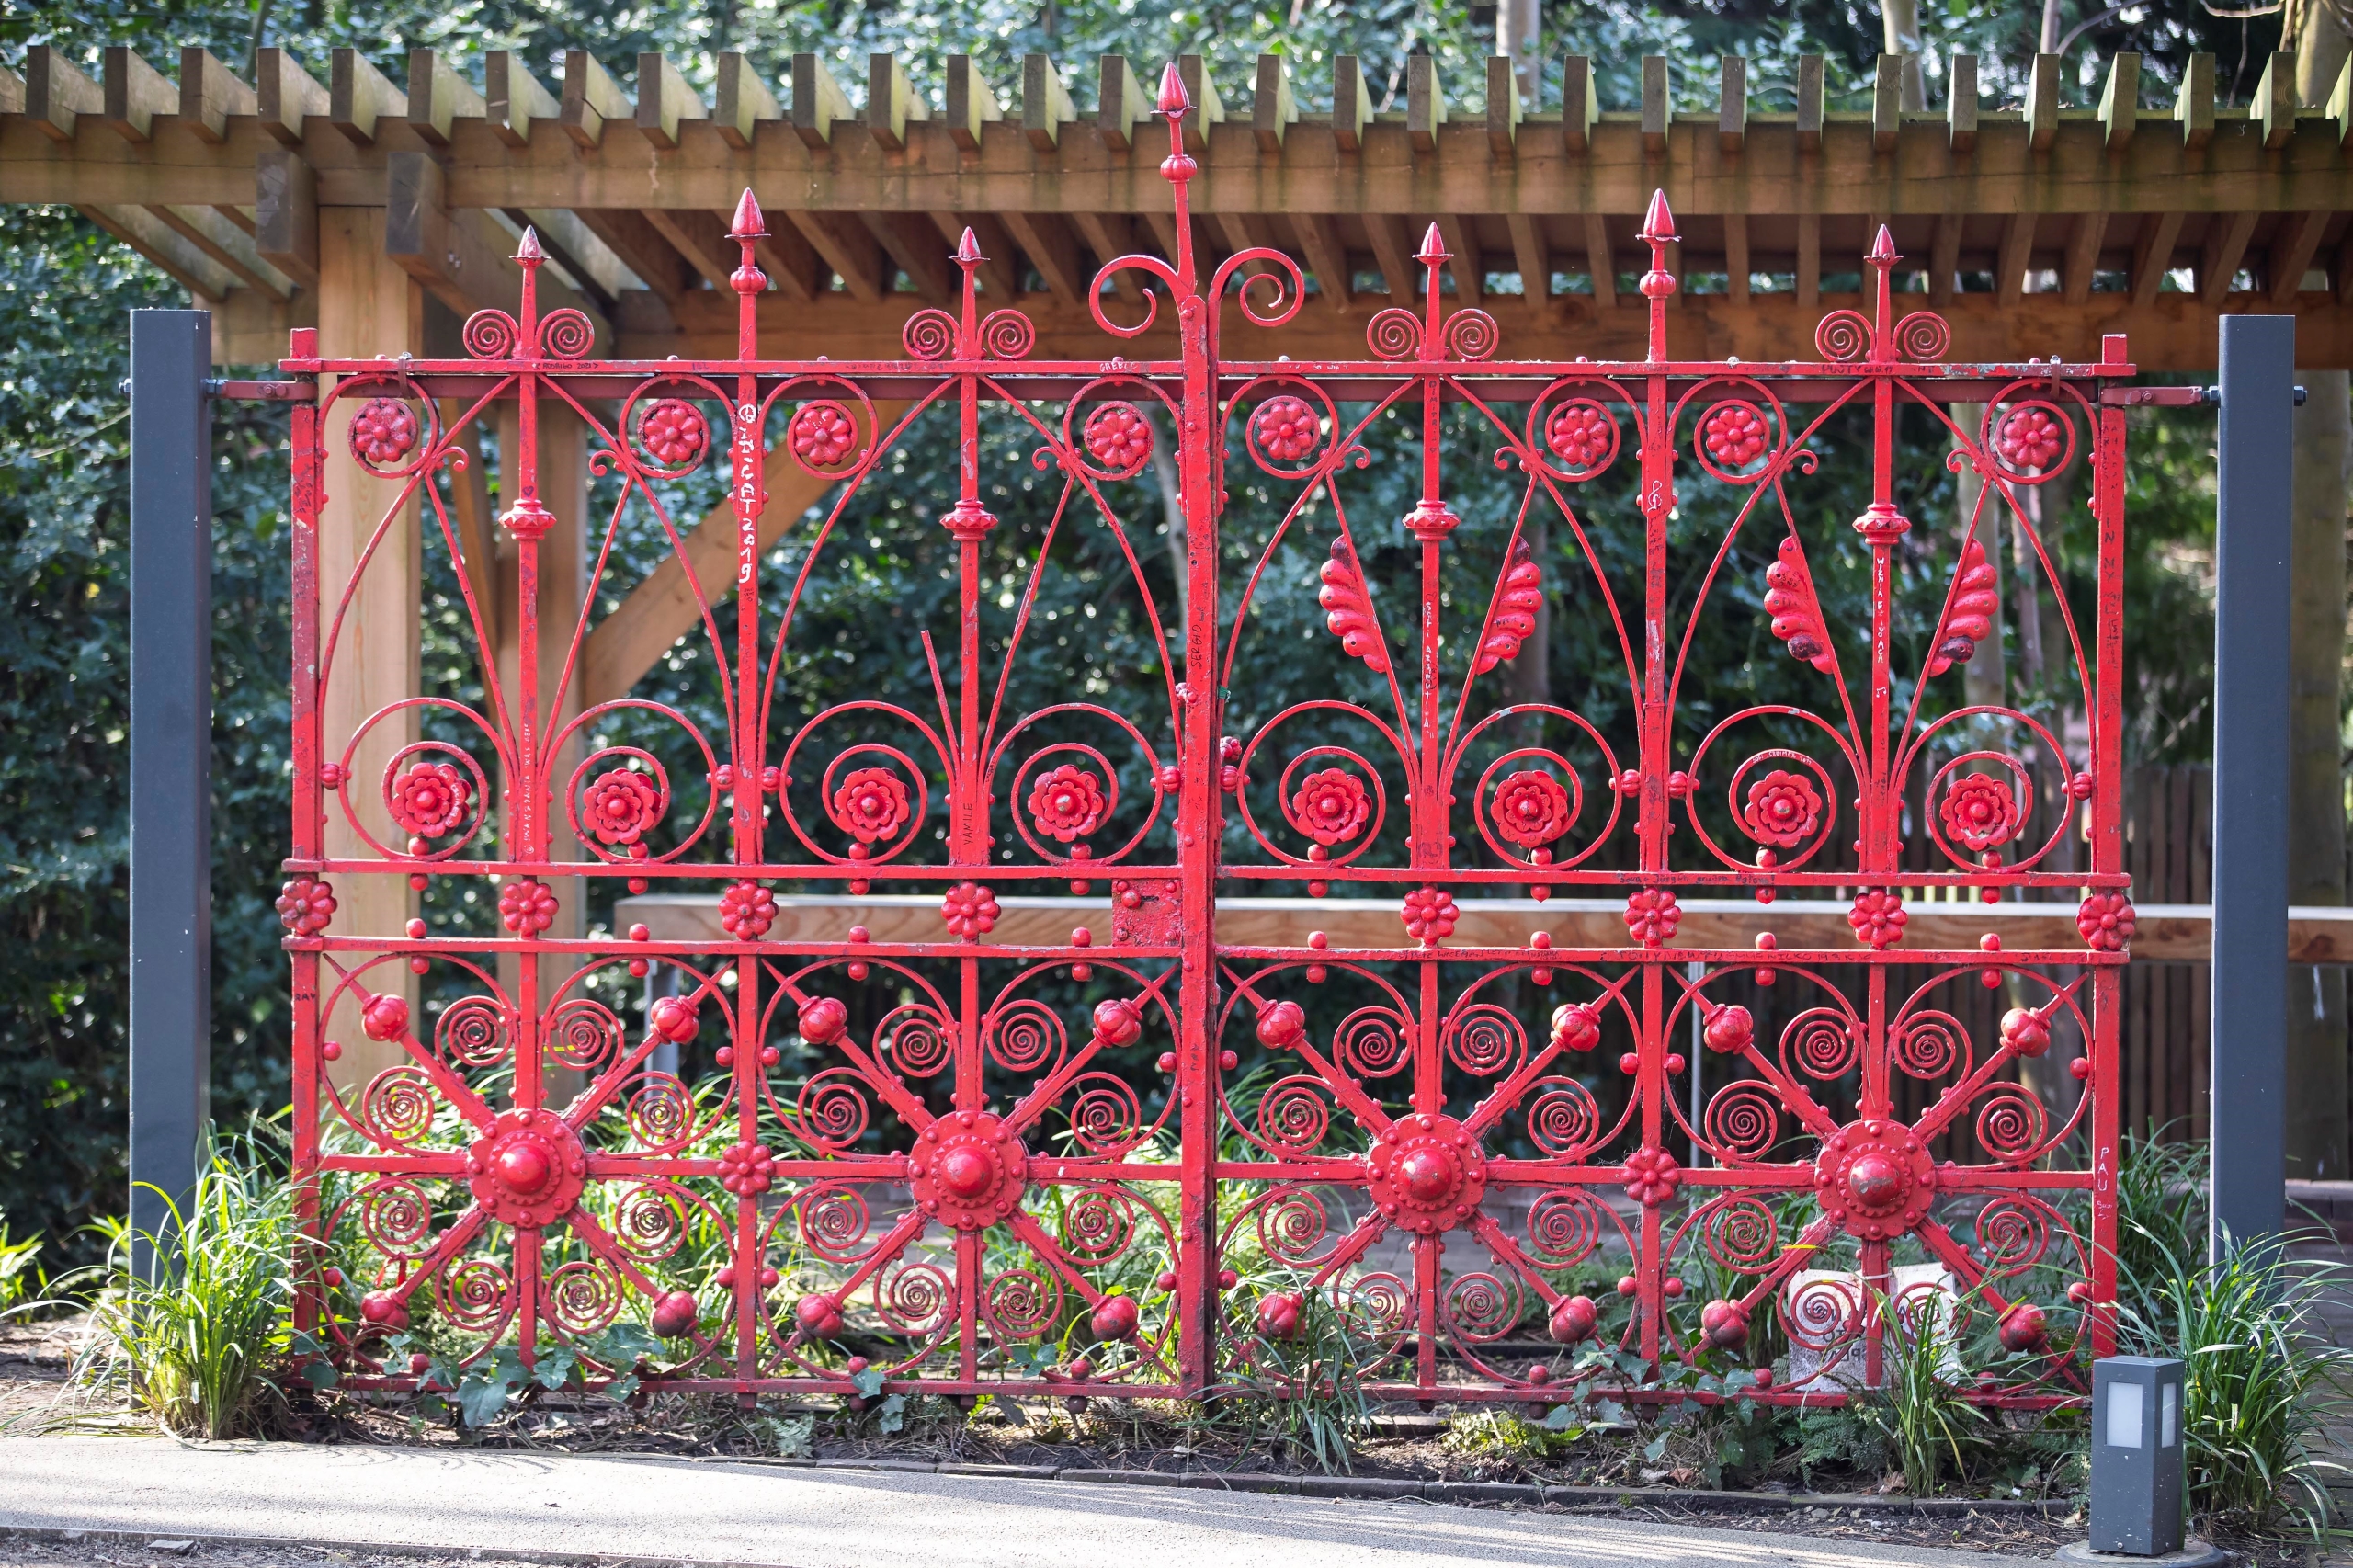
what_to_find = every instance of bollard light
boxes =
[2091,1357,2184,1555]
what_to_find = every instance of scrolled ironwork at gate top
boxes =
[282,64,2131,1413]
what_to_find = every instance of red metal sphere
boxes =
[911,1113,1028,1230]
[1813,1119,1935,1241]
[650,1290,699,1338]
[1367,1114,1487,1233]
[1256,998,1307,1050]
[1700,1298,1750,1349]
[465,1108,588,1228]
[799,995,849,1045]
[2001,1006,2052,1058]
[359,1291,409,1330]
[1551,1002,1601,1051]
[1548,1294,1598,1343]
[1997,1301,2049,1352]
[361,993,409,1042]
[1091,1295,1140,1342]
[1702,1005,1754,1054]
[795,1292,846,1338]
[1092,996,1145,1048]
[649,995,699,1043]
[1255,1290,1303,1341]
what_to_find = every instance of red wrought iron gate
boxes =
[283,67,2132,1413]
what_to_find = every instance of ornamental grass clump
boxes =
[2120,1234,2353,1538]
[75,1129,296,1440]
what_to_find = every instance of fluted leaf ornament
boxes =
[1472,540,1544,676]
[1318,535,1391,673]
[1764,536,1837,675]
[1927,537,2001,676]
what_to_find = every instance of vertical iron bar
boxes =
[2089,339,2130,1353]
[2210,315,2294,1259]
[129,309,214,1277]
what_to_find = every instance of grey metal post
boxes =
[128,311,213,1275]
[2209,315,2294,1261]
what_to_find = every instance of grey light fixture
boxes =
[2058,1357,2222,1568]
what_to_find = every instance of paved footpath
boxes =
[0,1438,2053,1568]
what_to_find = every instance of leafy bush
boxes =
[73,1127,295,1439]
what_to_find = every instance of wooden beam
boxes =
[1948,53,1977,153]
[1332,58,1369,153]
[2062,211,2108,305]
[1293,210,1353,312]
[863,210,958,303]
[2027,53,2060,152]
[385,152,602,339]
[101,48,174,144]
[926,211,1019,298]
[944,55,1000,152]
[254,48,326,148]
[1366,212,1415,302]
[1176,56,1223,155]
[1927,211,1959,304]
[26,48,99,143]
[1407,55,1445,154]
[1996,211,2034,306]
[151,203,293,298]
[1485,56,1520,157]
[1723,211,1748,303]
[1872,54,1901,154]
[865,53,926,153]
[0,66,18,116]
[2177,52,2214,151]
[1254,54,1296,152]
[643,206,735,287]
[574,210,694,308]
[2330,54,2353,153]
[563,51,630,150]
[79,202,236,299]
[636,53,708,151]
[788,210,888,302]
[516,206,638,305]
[1794,211,1818,308]
[256,147,318,289]
[2130,210,2185,306]
[2199,210,2257,305]
[330,48,405,147]
[1578,211,1620,308]
[406,50,483,148]
[792,54,852,148]
[583,417,907,705]
[315,203,422,1086]
[1718,56,1745,154]
[1002,210,1086,299]
[2100,52,2139,151]
[1098,57,1147,153]
[1795,55,1824,152]
[1562,56,1598,154]
[1641,56,1668,155]
[2254,52,2296,150]
[2268,210,2329,304]
[1507,213,1551,301]
[485,51,556,147]
[1436,213,1483,304]
[176,48,253,144]
[715,52,780,150]
[746,219,824,303]
[612,891,2353,966]
[1072,210,1145,303]
[1022,55,1074,152]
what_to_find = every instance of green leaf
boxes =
[849,1367,885,1398]
[605,1373,640,1403]
[1643,1433,1668,1461]
[877,1392,907,1436]
[457,1374,514,1428]
[301,1358,339,1389]
[533,1347,577,1391]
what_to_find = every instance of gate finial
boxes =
[729,189,767,358]
[1637,190,1677,363]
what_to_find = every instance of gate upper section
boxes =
[282,66,2132,1411]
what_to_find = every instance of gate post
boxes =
[127,309,214,1275]
[2210,314,2294,1259]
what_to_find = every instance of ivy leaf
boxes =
[457,1373,515,1428]
[1643,1433,1669,1462]
[849,1367,885,1399]
[301,1358,339,1389]
[876,1393,907,1436]
[534,1347,577,1391]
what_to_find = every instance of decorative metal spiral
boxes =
[545,1258,623,1335]
[1060,1187,1135,1261]
[1813,309,1871,362]
[359,1067,438,1146]
[361,1181,435,1257]
[1894,310,1951,362]
[624,1074,694,1150]
[795,1069,871,1152]
[878,1263,950,1335]
[546,996,624,1073]
[436,996,510,1070]
[1335,1007,1410,1078]
[1526,1188,1607,1266]
[612,1185,688,1262]
[1441,1272,1518,1340]
[1701,1194,1780,1273]
[1066,1073,1144,1155]
[437,1256,513,1331]
[881,1006,952,1077]
[984,1268,1061,1340]
[1256,1187,1331,1267]
[986,999,1065,1075]
[979,308,1036,360]
[1364,307,1422,361]
[901,309,957,361]
[1783,1007,1859,1081]
[461,309,518,359]
[1443,1003,1524,1078]
[799,1183,873,1262]
[1256,1076,1333,1153]
[1444,309,1499,362]
[1525,1077,1601,1159]
[1781,1273,1863,1352]
[1701,1084,1780,1163]
[1893,1011,1968,1081]
[1974,1085,2048,1164]
[1343,1272,1412,1340]
[1973,1199,2051,1277]
[538,308,595,359]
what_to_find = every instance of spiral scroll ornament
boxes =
[1525,1076,1601,1158]
[1526,1189,1608,1266]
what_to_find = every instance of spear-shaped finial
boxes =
[514,225,544,341]
[1636,190,1677,362]
[1866,223,1898,360]
[727,188,767,358]
[1154,62,1199,293]
[730,188,767,240]
[1415,222,1449,351]
[1157,61,1190,117]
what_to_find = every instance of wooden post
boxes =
[317,209,422,1091]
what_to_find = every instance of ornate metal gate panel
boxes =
[285,68,2130,1411]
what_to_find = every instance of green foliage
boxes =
[1859,1292,1986,1496]
[0,1210,42,1316]
[1198,1289,1372,1473]
[72,1126,296,1440]
[2120,1238,2353,1538]
[2114,1125,2209,1324]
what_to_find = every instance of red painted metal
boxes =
[282,65,2131,1412]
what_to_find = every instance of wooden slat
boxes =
[1001,210,1086,299]
[792,54,852,148]
[1506,213,1551,301]
[1949,54,1977,153]
[2100,53,2139,151]
[330,48,405,146]
[2130,210,2185,305]
[636,53,707,151]
[1794,211,1818,308]
[2268,209,2328,304]
[1928,211,1960,304]
[255,147,318,288]
[27,47,99,142]
[2062,212,2108,305]
[1407,55,1444,153]
[2027,53,2060,151]
[714,52,779,150]
[150,202,294,297]
[746,218,824,303]
[1561,56,1597,153]
[1335,56,1371,153]
[1074,210,1146,304]
[574,210,693,307]
[865,53,925,153]
[177,48,253,144]
[1366,212,1415,303]
[943,55,999,153]
[1098,56,1146,153]
[1254,55,1295,153]
[1723,211,1749,303]
[1719,56,1746,154]
[80,201,237,299]
[1641,55,1667,155]
[926,211,1018,299]
[406,49,483,148]
[643,206,735,287]
[1996,212,2034,306]
[101,47,174,144]
[254,48,326,147]
[1435,213,1483,305]
[485,51,556,147]
[563,51,629,150]
[1021,55,1073,152]
[2198,211,2257,306]
[1176,56,1222,155]
[1486,56,1520,157]
[787,209,887,302]
[1293,210,1353,312]
[2253,52,2295,149]
[863,210,958,303]
[2177,52,2215,150]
